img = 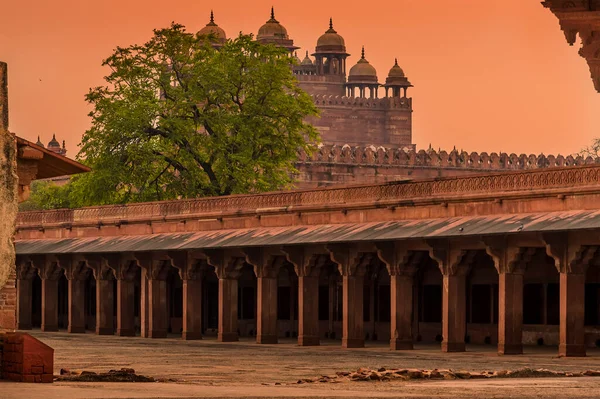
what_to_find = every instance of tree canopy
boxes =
[66,23,319,207]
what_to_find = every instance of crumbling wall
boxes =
[0,62,18,297]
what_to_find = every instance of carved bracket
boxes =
[243,247,284,279]
[16,257,38,280]
[426,240,474,276]
[204,249,245,280]
[326,244,371,277]
[282,246,325,278]
[375,241,423,277]
[483,236,535,274]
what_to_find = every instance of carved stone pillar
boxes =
[328,245,370,349]
[65,261,90,334]
[16,260,37,330]
[41,258,63,332]
[256,275,278,344]
[140,267,149,338]
[429,243,474,353]
[377,243,422,350]
[148,262,170,339]
[544,235,596,357]
[498,272,524,355]
[485,240,534,355]
[116,260,138,337]
[92,261,116,336]
[171,252,204,341]
[560,272,586,357]
[206,250,244,343]
[245,248,282,345]
[284,247,323,346]
[135,253,170,339]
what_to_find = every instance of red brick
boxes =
[22,374,35,383]
[41,374,54,383]
[31,366,43,374]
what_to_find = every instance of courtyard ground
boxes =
[3,332,600,398]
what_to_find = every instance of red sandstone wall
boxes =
[307,96,413,148]
[295,145,596,188]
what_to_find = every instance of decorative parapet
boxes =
[311,94,412,109]
[297,145,597,170]
[16,163,600,227]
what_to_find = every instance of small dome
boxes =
[348,47,378,83]
[35,135,44,148]
[315,19,347,54]
[257,7,289,41]
[198,11,227,42]
[385,58,412,87]
[293,52,302,64]
[301,51,313,66]
[48,134,60,148]
[388,59,405,78]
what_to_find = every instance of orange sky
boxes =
[1,0,599,156]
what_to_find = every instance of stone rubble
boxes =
[293,367,600,385]
[55,368,156,383]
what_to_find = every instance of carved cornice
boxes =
[16,164,600,228]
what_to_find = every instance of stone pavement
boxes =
[3,332,600,398]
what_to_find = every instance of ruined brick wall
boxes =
[0,62,18,330]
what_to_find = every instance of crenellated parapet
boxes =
[298,145,597,171]
[311,94,412,110]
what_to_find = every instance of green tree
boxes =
[71,23,319,207]
[19,180,72,211]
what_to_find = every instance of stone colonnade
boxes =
[15,235,600,357]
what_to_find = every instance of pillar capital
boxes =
[204,249,245,279]
[282,246,325,278]
[244,247,284,279]
[375,242,423,277]
[65,261,91,281]
[133,252,170,280]
[40,255,64,281]
[16,258,37,280]
[483,237,535,275]
[166,251,203,281]
[426,240,474,276]
[543,233,599,274]
[326,244,371,277]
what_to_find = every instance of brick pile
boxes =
[2,333,53,383]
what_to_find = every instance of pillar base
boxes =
[342,338,365,349]
[68,326,86,334]
[498,343,522,355]
[257,335,278,344]
[182,331,203,340]
[117,328,136,337]
[96,327,114,336]
[148,330,167,339]
[218,332,239,342]
[559,344,586,357]
[298,336,320,346]
[390,339,413,350]
[17,323,32,331]
[442,341,465,352]
[41,325,58,332]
